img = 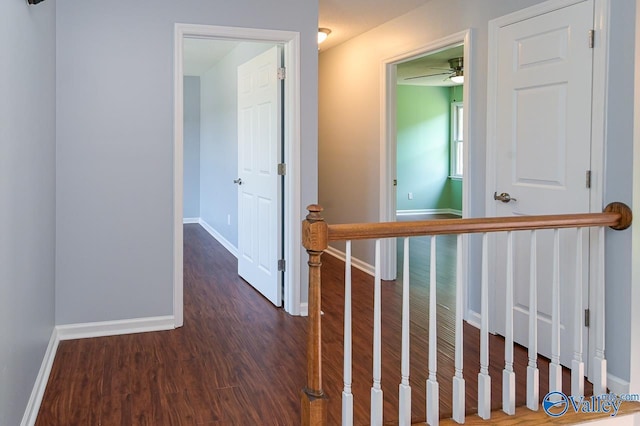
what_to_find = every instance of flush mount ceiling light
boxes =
[318,28,332,45]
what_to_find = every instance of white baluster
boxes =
[452,234,465,424]
[478,233,491,420]
[503,232,515,415]
[342,241,354,426]
[371,239,383,425]
[593,226,607,395]
[526,230,539,411]
[399,238,412,425]
[426,236,439,426]
[549,229,562,393]
[571,228,585,398]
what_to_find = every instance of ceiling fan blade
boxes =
[405,71,452,80]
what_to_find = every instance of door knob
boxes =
[494,192,517,203]
[233,178,243,185]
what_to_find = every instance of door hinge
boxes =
[586,170,591,188]
[393,179,397,187]
[278,259,286,272]
[278,163,286,176]
[588,30,595,48]
[277,67,286,80]
[585,309,590,327]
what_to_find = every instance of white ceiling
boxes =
[319,0,434,51]
[183,38,239,76]
[184,0,448,78]
[397,44,464,86]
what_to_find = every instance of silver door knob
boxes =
[494,192,517,203]
[233,178,243,185]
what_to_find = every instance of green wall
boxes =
[396,84,463,212]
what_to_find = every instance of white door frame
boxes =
[380,29,473,312]
[173,23,302,326]
[486,0,610,380]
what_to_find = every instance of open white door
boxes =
[237,46,283,306]
[489,0,594,367]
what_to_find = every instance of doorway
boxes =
[395,45,464,220]
[173,24,303,326]
[380,30,472,317]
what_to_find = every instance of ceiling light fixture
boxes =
[318,28,332,45]
[450,71,464,84]
[449,57,464,84]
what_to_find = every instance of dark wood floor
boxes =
[36,223,589,425]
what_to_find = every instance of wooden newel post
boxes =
[301,204,328,426]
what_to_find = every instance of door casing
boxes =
[174,23,303,326]
[380,29,473,316]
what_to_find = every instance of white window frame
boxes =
[450,101,464,179]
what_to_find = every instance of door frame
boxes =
[173,23,302,326]
[380,29,473,314]
[486,0,610,379]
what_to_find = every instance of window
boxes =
[450,102,463,178]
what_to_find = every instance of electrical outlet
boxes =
[408,192,413,200]
[227,214,231,225]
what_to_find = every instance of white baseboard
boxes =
[21,315,176,425]
[397,208,462,217]
[465,308,482,329]
[608,372,631,395]
[56,315,176,340]
[21,329,60,426]
[299,303,308,316]
[183,217,199,224]
[325,245,375,277]
[198,219,238,258]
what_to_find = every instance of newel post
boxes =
[301,204,328,426]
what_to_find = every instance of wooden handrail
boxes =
[328,202,632,241]
[300,201,631,425]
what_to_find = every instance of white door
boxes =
[237,46,283,306]
[490,1,594,367]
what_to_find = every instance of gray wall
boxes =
[603,0,636,383]
[0,1,56,424]
[200,42,273,248]
[184,76,201,219]
[319,0,636,382]
[56,1,317,324]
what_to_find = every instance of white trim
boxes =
[56,316,175,341]
[608,372,631,395]
[299,302,308,317]
[587,0,610,382]
[199,219,238,258]
[174,24,302,318]
[20,329,59,426]
[326,245,375,277]
[174,25,185,328]
[183,217,199,224]
[380,29,472,320]
[466,309,482,330]
[396,209,462,217]
[486,0,609,379]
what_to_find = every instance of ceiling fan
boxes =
[405,57,464,83]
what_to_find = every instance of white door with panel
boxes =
[490,1,594,367]
[237,46,283,306]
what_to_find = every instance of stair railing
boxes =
[301,202,632,426]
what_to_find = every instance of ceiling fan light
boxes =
[450,74,464,84]
[318,28,331,44]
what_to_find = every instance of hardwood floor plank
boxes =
[36,223,591,425]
